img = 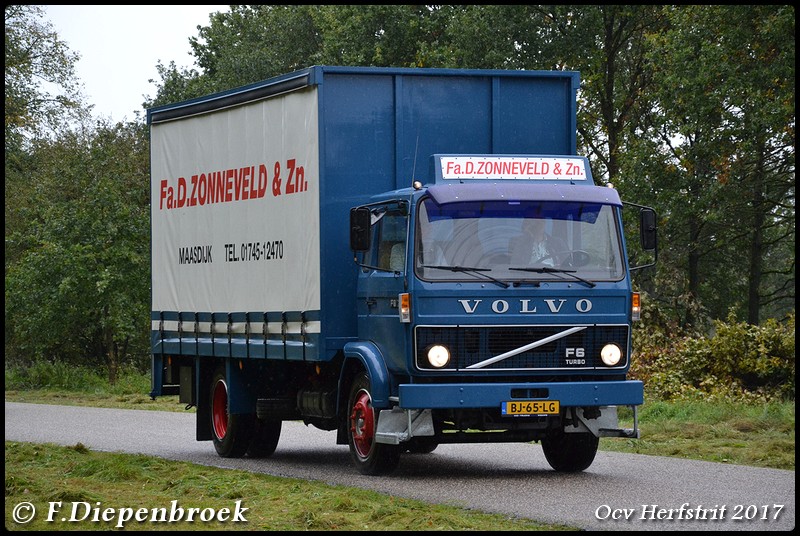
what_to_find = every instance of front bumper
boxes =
[397,380,643,409]
[375,380,643,444]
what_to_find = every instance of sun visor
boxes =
[426,182,622,207]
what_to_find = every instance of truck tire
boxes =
[406,437,439,454]
[247,418,282,458]
[541,429,599,472]
[347,373,401,475]
[210,368,254,458]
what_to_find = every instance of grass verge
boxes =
[604,399,794,470]
[5,441,573,531]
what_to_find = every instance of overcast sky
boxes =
[44,5,229,122]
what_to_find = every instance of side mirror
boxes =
[350,207,371,251]
[640,208,657,251]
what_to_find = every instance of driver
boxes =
[510,218,566,266]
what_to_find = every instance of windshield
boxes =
[415,197,624,283]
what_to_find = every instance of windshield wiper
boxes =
[509,266,596,288]
[423,265,509,289]
[356,262,401,275]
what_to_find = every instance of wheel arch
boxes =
[341,341,393,412]
[195,357,260,441]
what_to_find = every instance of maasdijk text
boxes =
[159,159,308,210]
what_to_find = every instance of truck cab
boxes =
[347,154,656,474]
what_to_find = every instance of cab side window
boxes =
[375,210,407,272]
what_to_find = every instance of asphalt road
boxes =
[5,402,795,531]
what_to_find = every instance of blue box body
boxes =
[149,66,581,363]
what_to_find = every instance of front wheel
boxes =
[405,437,438,454]
[541,430,599,472]
[210,368,254,458]
[347,373,401,475]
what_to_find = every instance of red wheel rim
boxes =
[211,379,229,440]
[349,389,374,459]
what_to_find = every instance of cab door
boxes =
[355,203,409,373]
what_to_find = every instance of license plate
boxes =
[502,400,559,416]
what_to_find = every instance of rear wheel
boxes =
[210,368,254,458]
[347,373,401,475]
[541,429,599,472]
[247,418,282,458]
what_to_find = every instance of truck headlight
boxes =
[427,345,450,368]
[600,343,622,366]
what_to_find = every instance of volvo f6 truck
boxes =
[148,66,657,475]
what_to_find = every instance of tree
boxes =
[313,5,450,67]
[5,121,151,381]
[446,6,666,185]
[188,5,319,93]
[148,5,454,107]
[5,5,90,266]
[638,5,794,326]
[145,6,321,109]
[718,6,795,324]
[4,5,86,148]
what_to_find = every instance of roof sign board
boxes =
[434,155,591,183]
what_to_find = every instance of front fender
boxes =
[342,341,392,409]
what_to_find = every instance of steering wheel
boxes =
[533,250,591,268]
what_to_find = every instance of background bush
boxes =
[631,312,795,402]
[5,360,150,395]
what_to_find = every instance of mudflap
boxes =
[564,405,640,438]
[375,408,435,445]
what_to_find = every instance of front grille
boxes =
[415,324,628,371]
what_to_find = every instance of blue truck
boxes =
[148,66,657,475]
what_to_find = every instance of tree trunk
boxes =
[686,212,702,329]
[103,310,119,385]
[747,147,766,325]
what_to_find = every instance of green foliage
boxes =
[628,5,795,326]
[4,360,150,394]
[314,5,449,68]
[4,360,106,391]
[4,5,86,148]
[4,121,151,381]
[605,399,794,469]
[631,312,795,402]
